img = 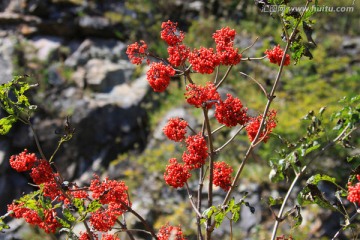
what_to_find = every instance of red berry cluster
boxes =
[185,82,220,109]
[157,223,187,240]
[8,149,132,236]
[265,45,291,66]
[164,158,191,188]
[213,161,233,191]
[182,133,209,170]
[161,20,185,46]
[30,159,54,184]
[146,62,176,92]
[215,93,249,127]
[168,44,190,67]
[163,117,188,142]
[7,202,61,233]
[347,175,360,204]
[126,21,254,94]
[9,149,37,172]
[246,110,277,143]
[189,47,219,74]
[213,26,242,65]
[89,175,131,231]
[126,40,148,65]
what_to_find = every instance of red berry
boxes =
[265,45,290,66]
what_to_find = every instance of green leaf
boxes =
[303,142,320,156]
[232,210,240,222]
[86,200,102,213]
[0,216,10,232]
[0,115,17,135]
[73,198,85,214]
[267,196,284,206]
[200,218,207,225]
[291,206,302,228]
[297,184,338,212]
[57,217,71,228]
[214,212,225,228]
[307,174,337,185]
[63,208,76,222]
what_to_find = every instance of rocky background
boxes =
[0,0,359,239]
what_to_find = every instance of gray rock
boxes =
[64,39,127,67]
[48,63,66,86]
[0,37,14,84]
[342,36,360,56]
[93,73,149,108]
[0,140,10,171]
[85,59,134,92]
[29,36,62,61]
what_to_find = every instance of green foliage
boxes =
[63,208,76,223]
[297,183,338,212]
[86,200,102,213]
[0,76,36,134]
[269,109,325,182]
[0,215,10,232]
[332,95,360,131]
[201,195,254,228]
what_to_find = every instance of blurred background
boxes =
[0,0,359,239]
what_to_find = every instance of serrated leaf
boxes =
[57,217,71,228]
[298,184,338,211]
[214,212,225,228]
[228,198,235,209]
[0,115,16,135]
[73,198,85,214]
[232,211,240,222]
[63,208,76,222]
[307,174,337,185]
[304,142,320,155]
[291,206,302,228]
[86,200,102,213]
[268,196,284,206]
[0,217,10,232]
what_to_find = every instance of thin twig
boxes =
[241,56,267,61]
[239,72,268,98]
[28,120,47,160]
[185,182,203,218]
[214,66,220,85]
[211,125,226,135]
[215,65,233,89]
[115,228,156,236]
[215,126,245,152]
[241,37,259,54]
